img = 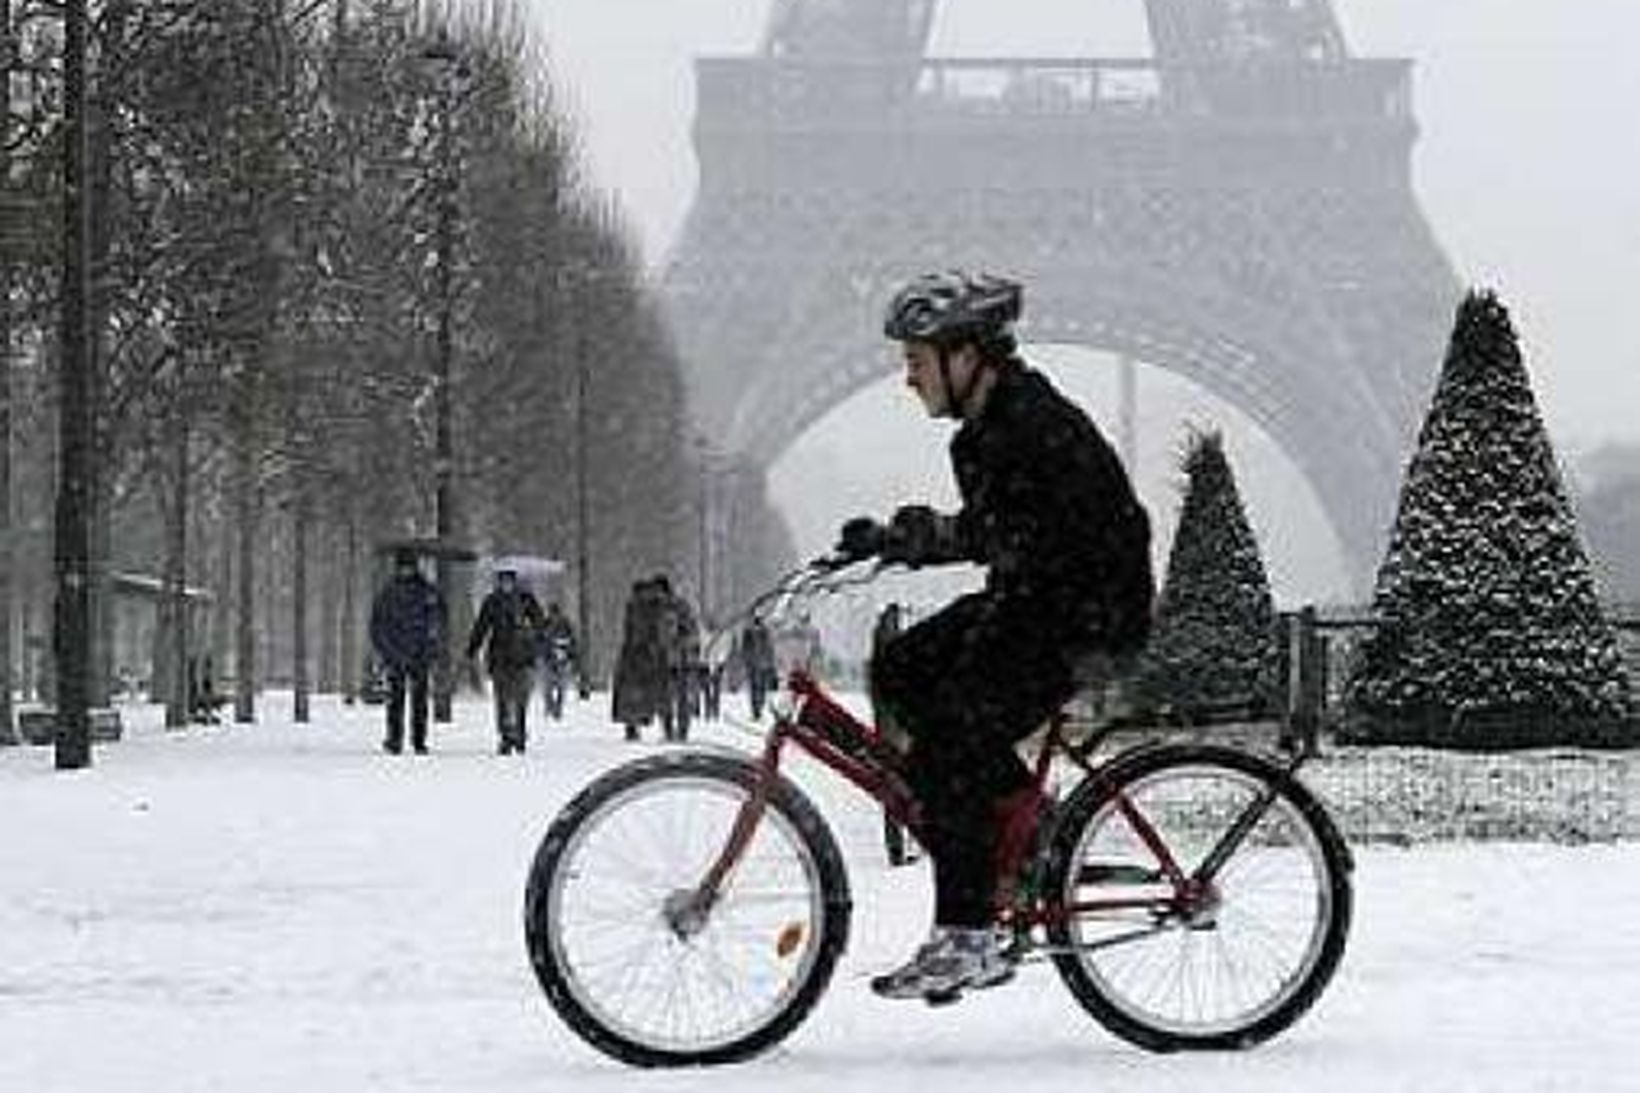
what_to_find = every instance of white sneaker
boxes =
[870,927,1015,1002]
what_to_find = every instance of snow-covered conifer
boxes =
[1132,428,1279,719]
[1348,291,1633,747]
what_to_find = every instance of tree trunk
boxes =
[1,0,16,745]
[0,307,11,746]
[233,400,257,724]
[89,459,112,708]
[318,519,339,692]
[53,0,92,769]
[87,38,114,712]
[162,423,190,727]
[292,488,309,722]
[148,559,168,707]
[212,498,231,675]
[341,510,358,704]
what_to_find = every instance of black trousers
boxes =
[385,665,430,751]
[492,665,533,748]
[871,592,1081,927]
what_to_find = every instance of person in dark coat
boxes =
[611,577,673,741]
[369,548,448,755]
[699,615,724,722]
[837,271,1154,1001]
[662,581,700,742]
[737,616,778,720]
[466,566,547,755]
[537,601,579,722]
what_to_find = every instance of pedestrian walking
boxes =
[611,577,672,742]
[537,601,579,723]
[467,565,547,755]
[658,582,699,742]
[368,547,447,755]
[737,616,778,720]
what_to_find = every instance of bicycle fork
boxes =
[663,736,784,941]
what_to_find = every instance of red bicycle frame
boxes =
[690,667,1222,935]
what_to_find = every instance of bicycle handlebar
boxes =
[700,554,890,664]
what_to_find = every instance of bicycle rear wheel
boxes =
[1047,743,1351,1052]
[524,751,851,1067]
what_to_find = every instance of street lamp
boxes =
[423,30,467,722]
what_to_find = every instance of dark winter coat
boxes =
[868,364,1156,927]
[467,588,547,675]
[738,619,778,689]
[669,592,700,674]
[369,574,447,673]
[942,363,1153,651]
[612,580,676,725]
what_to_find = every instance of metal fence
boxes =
[1256,606,1640,842]
[1086,720,1639,845]
[1300,745,1636,844]
[1275,606,1640,744]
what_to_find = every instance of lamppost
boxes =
[423,30,466,721]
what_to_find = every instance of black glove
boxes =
[882,504,939,565]
[835,516,887,560]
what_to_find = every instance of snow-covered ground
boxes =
[4,694,1640,1092]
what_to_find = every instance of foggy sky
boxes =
[522,0,1640,604]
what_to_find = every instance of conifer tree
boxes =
[1347,290,1632,747]
[1132,429,1278,719]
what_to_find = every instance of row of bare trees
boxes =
[2,0,705,735]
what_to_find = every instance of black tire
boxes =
[524,751,852,1067]
[1046,743,1352,1053]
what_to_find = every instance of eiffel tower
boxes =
[664,0,1458,605]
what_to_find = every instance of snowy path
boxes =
[3,695,1639,1092]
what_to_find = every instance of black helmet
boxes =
[883,270,1022,346]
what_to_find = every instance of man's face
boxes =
[902,340,977,418]
[497,572,517,593]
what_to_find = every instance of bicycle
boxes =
[523,558,1353,1068]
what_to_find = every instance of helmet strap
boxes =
[936,346,957,417]
[937,344,988,419]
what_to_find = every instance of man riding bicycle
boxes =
[835,270,1155,1002]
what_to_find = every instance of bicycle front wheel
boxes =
[1047,743,1352,1052]
[524,751,851,1067]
